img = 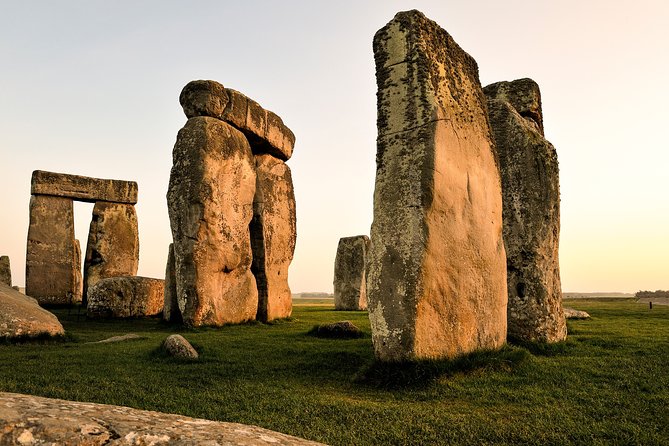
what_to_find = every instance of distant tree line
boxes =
[635,290,669,298]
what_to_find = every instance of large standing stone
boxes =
[0,283,65,338]
[0,256,11,287]
[167,116,258,326]
[25,195,81,305]
[251,154,296,322]
[31,170,138,204]
[162,243,181,322]
[87,276,164,318]
[333,235,370,311]
[367,10,508,361]
[484,78,566,343]
[83,201,139,304]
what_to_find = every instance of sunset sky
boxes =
[0,1,667,293]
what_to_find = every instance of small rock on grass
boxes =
[308,321,364,339]
[564,307,591,319]
[163,334,198,360]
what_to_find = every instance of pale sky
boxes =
[0,1,667,293]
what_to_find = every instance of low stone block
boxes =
[87,276,164,318]
[0,283,64,338]
[333,235,370,311]
[0,256,11,287]
[31,170,138,204]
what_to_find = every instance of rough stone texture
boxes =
[73,239,83,303]
[25,195,81,305]
[0,392,325,445]
[179,80,295,161]
[83,201,139,304]
[167,116,258,327]
[0,256,11,287]
[162,243,181,322]
[483,78,544,135]
[309,320,364,339]
[87,276,164,319]
[251,154,296,322]
[31,170,138,204]
[485,79,566,343]
[0,283,65,338]
[333,235,370,311]
[564,307,590,319]
[163,334,199,360]
[367,10,507,361]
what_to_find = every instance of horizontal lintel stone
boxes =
[31,170,138,204]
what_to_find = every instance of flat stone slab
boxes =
[0,284,64,338]
[0,392,325,445]
[87,276,165,319]
[86,333,144,344]
[563,307,591,319]
[31,170,138,204]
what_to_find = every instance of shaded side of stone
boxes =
[333,235,370,311]
[0,392,326,445]
[83,202,139,305]
[0,256,11,287]
[31,170,138,204]
[73,239,83,304]
[87,276,164,318]
[25,195,81,305]
[0,284,65,338]
[485,93,566,343]
[368,10,507,361]
[167,117,258,326]
[162,243,181,322]
[179,80,295,161]
[484,78,544,135]
[251,154,296,322]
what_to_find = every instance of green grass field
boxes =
[0,299,667,445]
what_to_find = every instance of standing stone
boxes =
[83,202,139,304]
[0,256,11,287]
[167,116,258,326]
[250,154,296,322]
[484,78,566,343]
[25,195,80,305]
[367,10,507,361]
[162,243,181,322]
[333,235,370,311]
[73,239,83,304]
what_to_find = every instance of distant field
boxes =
[0,300,667,445]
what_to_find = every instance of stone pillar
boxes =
[167,116,258,326]
[367,10,508,361]
[484,78,566,343]
[83,202,139,305]
[0,256,11,287]
[25,195,80,304]
[250,154,296,322]
[333,235,370,311]
[162,243,181,322]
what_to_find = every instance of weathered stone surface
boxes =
[485,79,566,343]
[31,170,138,204]
[333,235,369,311]
[162,243,181,322]
[564,307,590,320]
[483,78,543,135]
[87,276,164,318]
[0,256,11,287]
[73,240,83,303]
[0,283,64,338]
[25,195,81,305]
[367,10,507,361]
[83,201,139,304]
[167,116,258,326]
[251,154,296,322]
[0,392,325,445]
[163,334,198,360]
[179,80,295,161]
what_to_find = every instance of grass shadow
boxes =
[508,338,577,356]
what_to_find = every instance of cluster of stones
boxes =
[166,80,296,327]
[333,235,369,311]
[366,10,566,361]
[26,170,140,307]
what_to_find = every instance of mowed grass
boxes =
[0,299,667,445]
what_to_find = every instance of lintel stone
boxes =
[31,170,138,204]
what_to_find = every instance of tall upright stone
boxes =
[162,243,181,322]
[83,202,139,304]
[167,116,258,326]
[333,235,370,311]
[484,78,566,343]
[251,154,296,322]
[0,256,11,287]
[25,195,80,304]
[368,10,508,361]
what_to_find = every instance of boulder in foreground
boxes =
[0,283,64,338]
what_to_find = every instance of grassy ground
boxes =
[0,299,667,445]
